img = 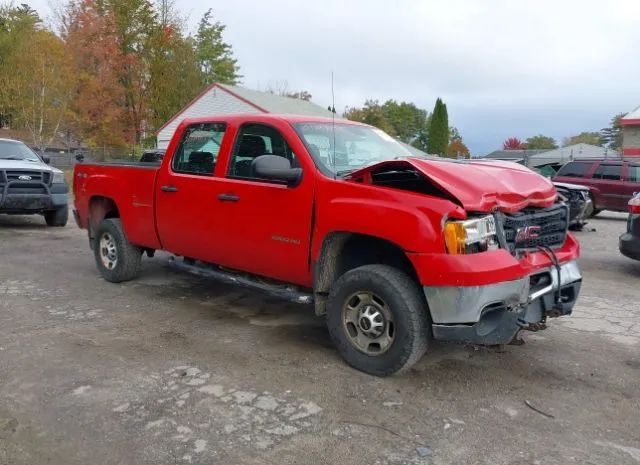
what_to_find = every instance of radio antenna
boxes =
[331,71,336,177]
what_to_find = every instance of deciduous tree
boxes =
[62,0,132,148]
[524,134,557,150]
[447,138,470,158]
[503,137,524,150]
[6,29,75,151]
[562,131,603,147]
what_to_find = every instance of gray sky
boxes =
[36,0,640,154]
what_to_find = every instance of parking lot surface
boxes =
[1,212,639,465]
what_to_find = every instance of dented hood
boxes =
[350,158,557,213]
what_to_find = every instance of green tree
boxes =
[195,9,240,85]
[427,98,449,156]
[381,100,430,151]
[524,134,557,150]
[344,100,396,136]
[600,113,625,151]
[562,131,603,147]
[147,14,202,133]
[0,2,42,127]
[345,99,431,151]
[5,29,75,150]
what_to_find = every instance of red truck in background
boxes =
[73,114,582,376]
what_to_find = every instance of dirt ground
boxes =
[1,211,639,465]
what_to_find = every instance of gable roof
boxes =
[527,143,619,167]
[483,149,547,160]
[156,83,335,135]
[621,105,640,125]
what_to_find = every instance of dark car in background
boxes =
[620,193,640,261]
[553,182,592,230]
[140,149,165,163]
[553,159,640,214]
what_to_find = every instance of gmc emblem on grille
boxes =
[18,175,32,181]
[515,225,542,243]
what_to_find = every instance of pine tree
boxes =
[196,9,240,85]
[427,98,449,155]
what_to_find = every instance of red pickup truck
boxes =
[73,114,582,376]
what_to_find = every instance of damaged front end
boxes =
[347,156,582,346]
[425,203,582,345]
[425,260,581,345]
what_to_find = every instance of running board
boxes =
[167,257,313,305]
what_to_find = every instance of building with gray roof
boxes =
[156,84,336,149]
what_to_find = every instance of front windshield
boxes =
[293,122,413,175]
[0,140,41,162]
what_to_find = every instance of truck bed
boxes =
[73,162,162,249]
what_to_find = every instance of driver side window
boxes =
[228,123,298,180]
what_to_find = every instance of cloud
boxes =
[30,0,640,153]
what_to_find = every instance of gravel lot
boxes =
[1,211,639,465]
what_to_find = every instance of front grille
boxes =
[0,170,51,191]
[5,170,49,183]
[497,204,569,255]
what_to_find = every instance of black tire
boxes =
[326,264,431,376]
[93,218,142,283]
[44,205,68,227]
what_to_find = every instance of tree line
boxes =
[502,113,625,152]
[0,1,240,153]
[344,97,469,158]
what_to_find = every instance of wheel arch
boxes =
[313,231,421,316]
[88,195,120,241]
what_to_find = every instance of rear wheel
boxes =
[93,218,142,283]
[44,205,68,227]
[326,264,430,376]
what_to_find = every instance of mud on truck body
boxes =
[73,114,582,376]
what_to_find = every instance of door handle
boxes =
[218,193,240,202]
[161,185,179,193]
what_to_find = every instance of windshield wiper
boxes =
[0,156,24,160]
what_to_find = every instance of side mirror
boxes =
[41,154,50,164]
[75,154,85,163]
[251,155,302,187]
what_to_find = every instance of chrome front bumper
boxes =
[424,260,582,345]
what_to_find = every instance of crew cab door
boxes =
[213,122,315,286]
[155,122,231,263]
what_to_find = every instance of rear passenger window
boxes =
[556,162,591,178]
[593,164,622,181]
[172,123,226,175]
[628,166,640,183]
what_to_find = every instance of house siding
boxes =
[156,87,264,149]
[623,125,640,157]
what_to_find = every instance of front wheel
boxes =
[93,218,142,283]
[326,265,431,376]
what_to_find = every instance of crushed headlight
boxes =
[444,215,498,254]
